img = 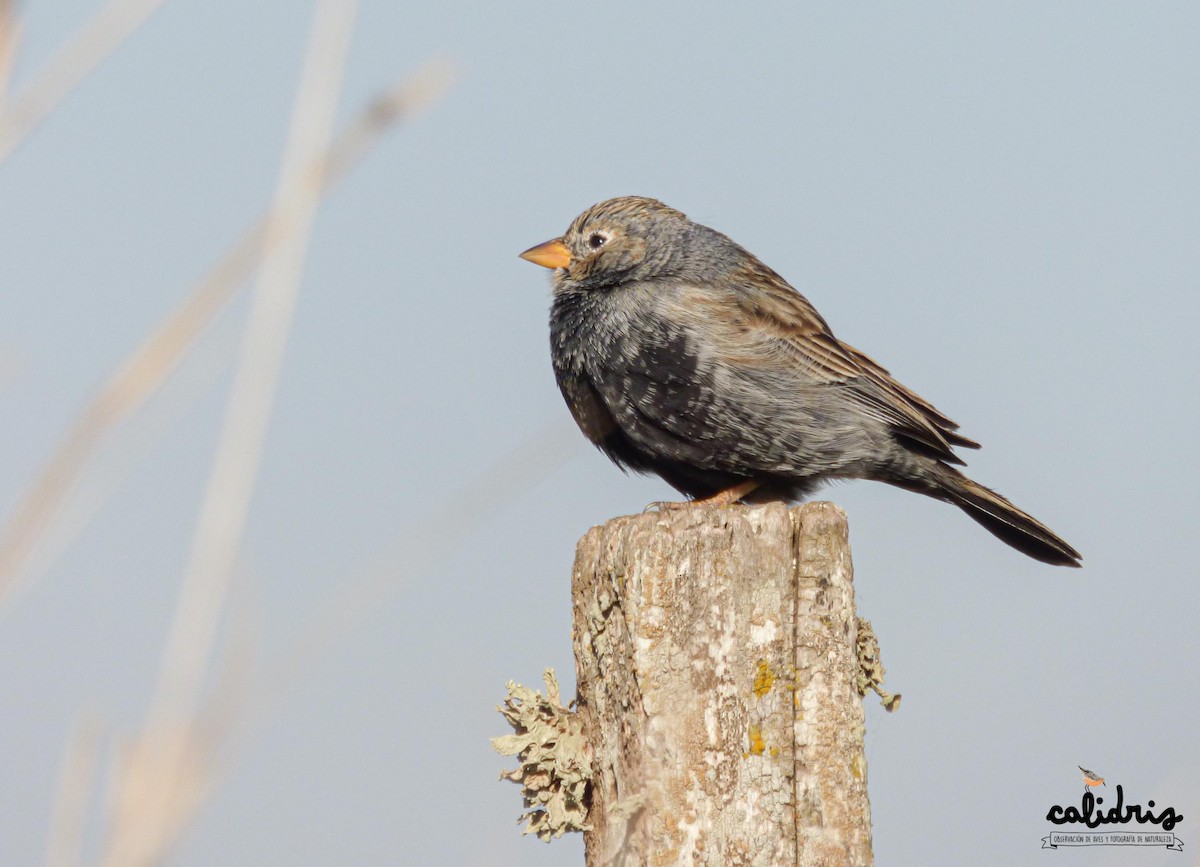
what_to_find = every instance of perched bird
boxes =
[1079,766,1106,791]
[520,196,1081,567]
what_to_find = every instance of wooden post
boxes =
[571,502,872,866]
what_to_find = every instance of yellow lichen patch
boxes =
[752,658,775,697]
[746,724,766,756]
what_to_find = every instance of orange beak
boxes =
[519,238,571,270]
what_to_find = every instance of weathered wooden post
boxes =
[496,501,879,866]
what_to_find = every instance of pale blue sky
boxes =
[2,2,1197,864]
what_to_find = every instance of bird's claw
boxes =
[643,500,685,513]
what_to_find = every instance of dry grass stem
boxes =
[87,420,574,864]
[0,57,455,611]
[97,2,355,863]
[20,320,243,621]
[262,422,583,719]
[0,0,18,116]
[16,7,456,864]
[99,722,221,867]
[0,0,168,164]
[44,717,103,867]
[107,423,581,863]
[95,602,253,867]
[146,0,355,725]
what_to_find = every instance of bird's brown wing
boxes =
[671,264,979,465]
[838,341,977,443]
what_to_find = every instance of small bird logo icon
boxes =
[1079,765,1106,792]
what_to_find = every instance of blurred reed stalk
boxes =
[94,1,355,863]
[0,0,18,115]
[18,15,575,854]
[261,421,582,721]
[5,3,456,864]
[0,56,454,610]
[0,0,168,164]
[44,717,103,867]
[146,0,355,727]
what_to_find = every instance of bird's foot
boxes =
[643,480,763,513]
[643,498,714,513]
[643,500,680,513]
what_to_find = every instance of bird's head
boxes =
[519,196,694,292]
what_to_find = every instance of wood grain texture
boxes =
[572,502,871,866]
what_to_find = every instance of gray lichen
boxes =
[492,669,592,841]
[855,618,901,712]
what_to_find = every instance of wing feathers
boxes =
[672,278,978,465]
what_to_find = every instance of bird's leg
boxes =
[694,480,763,507]
[645,480,763,512]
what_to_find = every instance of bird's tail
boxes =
[930,466,1082,567]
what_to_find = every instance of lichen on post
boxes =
[492,670,592,841]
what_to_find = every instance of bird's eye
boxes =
[587,232,608,250]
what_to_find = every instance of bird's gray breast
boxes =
[549,289,621,445]
[550,283,727,465]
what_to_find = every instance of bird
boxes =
[520,196,1081,567]
[1079,766,1106,792]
